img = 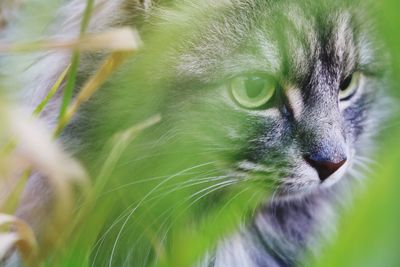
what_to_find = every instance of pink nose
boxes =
[305,156,347,181]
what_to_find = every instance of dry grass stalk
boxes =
[54,51,136,136]
[0,105,89,263]
[0,25,141,265]
[0,214,38,267]
[0,27,141,53]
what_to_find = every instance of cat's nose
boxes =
[305,155,347,181]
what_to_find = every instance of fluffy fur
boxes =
[3,0,388,266]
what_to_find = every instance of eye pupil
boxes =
[338,72,361,101]
[245,77,265,98]
[340,75,352,91]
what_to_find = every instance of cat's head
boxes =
[133,0,387,199]
[78,1,388,264]
[104,0,387,200]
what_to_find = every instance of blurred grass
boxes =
[58,0,94,120]
[312,135,400,267]
[310,1,400,266]
[0,0,399,267]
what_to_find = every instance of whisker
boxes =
[146,175,229,202]
[91,162,215,262]
[107,161,216,267]
[212,187,251,224]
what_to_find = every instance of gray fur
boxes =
[2,0,387,266]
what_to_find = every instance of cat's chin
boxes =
[272,185,320,202]
[272,175,347,203]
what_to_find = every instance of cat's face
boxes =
[143,0,385,198]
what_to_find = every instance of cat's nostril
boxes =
[305,156,347,182]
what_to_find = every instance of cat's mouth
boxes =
[236,154,351,199]
[274,157,351,199]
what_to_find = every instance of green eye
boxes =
[339,72,361,101]
[230,75,276,109]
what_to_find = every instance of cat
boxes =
[2,0,388,266]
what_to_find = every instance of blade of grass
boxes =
[0,28,140,53]
[50,115,161,266]
[58,0,94,121]
[75,114,161,227]
[1,27,139,157]
[0,214,38,266]
[1,104,90,261]
[94,114,162,195]
[54,51,135,137]
[0,168,31,213]
[33,64,71,116]
[1,64,69,155]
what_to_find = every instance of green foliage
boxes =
[311,1,400,266]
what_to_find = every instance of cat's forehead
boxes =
[281,5,354,73]
[174,1,375,85]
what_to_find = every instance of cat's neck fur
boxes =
[205,187,342,267]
